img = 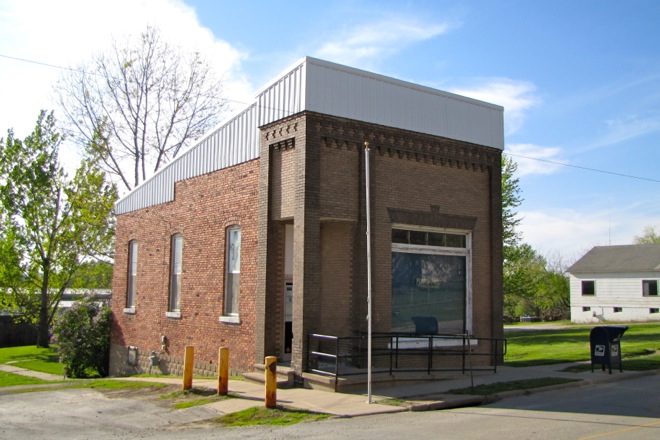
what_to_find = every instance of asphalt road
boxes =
[1,373,658,439]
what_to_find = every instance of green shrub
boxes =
[53,295,111,378]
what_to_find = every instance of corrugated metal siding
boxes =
[116,56,504,214]
[115,104,260,214]
[257,60,306,126]
[303,58,504,149]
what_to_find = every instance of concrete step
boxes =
[244,364,296,389]
[302,370,469,393]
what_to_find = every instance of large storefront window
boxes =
[391,228,469,334]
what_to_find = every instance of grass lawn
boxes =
[0,370,51,387]
[0,322,655,430]
[212,406,330,427]
[505,321,660,368]
[0,345,63,375]
[0,320,654,434]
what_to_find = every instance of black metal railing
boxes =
[306,332,507,384]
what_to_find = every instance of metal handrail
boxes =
[307,332,507,381]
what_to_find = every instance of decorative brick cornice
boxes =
[264,121,300,142]
[388,205,478,230]
[311,112,500,171]
[320,136,360,152]
[374,140,497,172]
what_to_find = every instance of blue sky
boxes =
[1,0,659,261]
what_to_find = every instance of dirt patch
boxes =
[98,383,178,398]
[98,384,222,409]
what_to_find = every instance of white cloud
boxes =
[0,0,252,144]
[580,114,660,152]
[506,143,564,177]
[316,18,453,67]
[450,79,540,135]
[520,207,660,260]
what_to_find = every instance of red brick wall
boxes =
[111,159,260,375]
[111,110,503,377]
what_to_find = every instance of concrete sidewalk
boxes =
[203,363,655,416]
[2,362,656,418]
[93,362,660,417]
[0,363,64,381]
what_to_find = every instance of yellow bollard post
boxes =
[182,346,194,391]
[264,356,277,408]
[217,347,229,396]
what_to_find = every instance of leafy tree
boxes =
[534,268,570,320]
[54,25,226,192]
[500,155,570,320]
[502,155,523,261]
[502,154,525,317]
[634,225,660,244]
[503,243,546,317]
[503,244,571,320]
[530,251,570,320]
[68,261,114,289]
[53,295,111,378]
[0,111,117,347]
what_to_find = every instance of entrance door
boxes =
[282,224,294,362]
[283,281,293,361]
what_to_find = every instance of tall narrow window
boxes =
[224,226,241,316]
[169,234,183,313]
[125,240,138,310]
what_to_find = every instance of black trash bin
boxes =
[590,326,628,374]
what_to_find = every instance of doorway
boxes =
[282,224,294,362]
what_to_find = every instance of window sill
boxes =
[123,307,136,315]
[165,311,181,319]
[219,315,240,324]
[388,337,479,349]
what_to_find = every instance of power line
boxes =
[1,52,253,107]
[504,152,660,183]
[0,53,84,74]
[3,52,659,184]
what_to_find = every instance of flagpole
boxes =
[364,141,373,404]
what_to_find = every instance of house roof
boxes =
[115,56,504,215]
[567,244,660,275]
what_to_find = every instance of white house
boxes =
[567,244,660,323]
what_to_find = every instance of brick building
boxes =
[110,57,505,383]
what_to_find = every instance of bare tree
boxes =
[54,26,226,192]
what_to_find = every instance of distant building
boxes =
[58,289,112,312]
[567,244,660,323]
[109,57,505,384]
[0,289,110,347]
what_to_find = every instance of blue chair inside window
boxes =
[411,316,438,335]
